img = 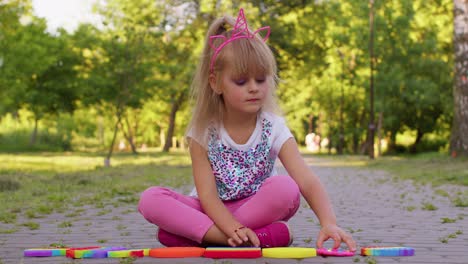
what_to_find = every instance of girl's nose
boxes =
[248,80,259,92]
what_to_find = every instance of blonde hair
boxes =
[187,12,281,147]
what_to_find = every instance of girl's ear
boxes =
[209,73,222,94]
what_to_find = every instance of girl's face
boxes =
[212,64,270,116]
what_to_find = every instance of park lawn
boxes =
[0,151,193,226]
[302,152,468,187]
[366,153,468,207]
[366,153,468,187]
[302,152,468,207]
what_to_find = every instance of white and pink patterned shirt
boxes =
[187,111,293,201]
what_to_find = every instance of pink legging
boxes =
[138,175,300,243]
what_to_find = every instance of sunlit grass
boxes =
[366,153,468,187]
[302,152,468,187]
[302,154,369,167]
[0,150,191,173]
[0,151,193,225]
[301,152,468,207]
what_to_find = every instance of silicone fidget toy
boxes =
[24,248,67,257]
[65,246,102,258]
[203,247,262,259]
[82,247,127,258]
[108,249,149,258]
[149,247,206,258]
[361,247,415,256]
[317,248,355,257]
[262,247,317,259]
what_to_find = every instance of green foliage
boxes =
[385,136,448,154]
[0,0,34,114]
[0,111,71,152]
[0,0,457,154]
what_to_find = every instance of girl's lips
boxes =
[247,99,259,102]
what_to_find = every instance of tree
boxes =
[0,0,36,115]
[0,0,29,114]
[1,0,456,154]
[159,1,201,152]
[372,1,452,153]
[0,2,80,145]
[366,0,376,158]
[91,0,166,164]
[25,29,81,145]
[450,0,468,157]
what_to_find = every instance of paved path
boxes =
[1,157,467,264]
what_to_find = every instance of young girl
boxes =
[138,8,356,251]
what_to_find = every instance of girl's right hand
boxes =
[227,226,260,247]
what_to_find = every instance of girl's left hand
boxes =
[227,227,260,247]
[316,224,356,251]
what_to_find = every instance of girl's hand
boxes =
[227,226,260,247]
[316,224,356,251]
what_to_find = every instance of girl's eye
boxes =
[234,79,246,85]
[256,78,266,83]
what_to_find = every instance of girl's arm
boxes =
[189,139,258,246]
[278,138,356,251]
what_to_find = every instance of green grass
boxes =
[302,152,468,186]
[0,151,192,224]
[58,221,73,228]
[302,152,468,207]
[367,153,468,186]
[439,230,464,244]
[21,221,40,230]
[421,202,438,211]
[441,217,457,224]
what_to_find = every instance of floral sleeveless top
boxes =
[207,118,275,201]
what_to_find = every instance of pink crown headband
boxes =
[209,8,271,73]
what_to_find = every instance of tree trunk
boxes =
[317,113,323,152]
[338,50,345,155]
[308,114,314,134]
[367,0,376,159]
[122,113,138,154]
[352,131,359,154]
[354,108,366,154]
[105,108,123,167]
[377,112,383,156]
[387,130,398,154]
[361,128,370,155]
[450,0,468,157]
[134,114,139,149]
[410,129,424,154]
[98,115,104,145]
[29,116,39,146]
[163,92,186,152]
